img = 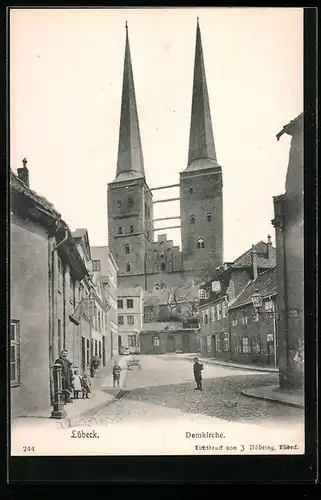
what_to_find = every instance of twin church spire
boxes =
[115,18,217,181]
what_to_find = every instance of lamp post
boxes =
[251,289,278,367]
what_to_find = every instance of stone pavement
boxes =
[241,385,304,408]
[182,353,278,373]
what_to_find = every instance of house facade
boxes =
[272,113,304,389]
[117,286,144,354]
[229,267,277,366]
[198,238,276,362]
[10,164,88,416]
[140,322,199,355]
[91,246,119,358]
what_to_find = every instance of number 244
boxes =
[23,446,35,452]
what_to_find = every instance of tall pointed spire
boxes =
[186,18,218,171]
[115,22,145,181]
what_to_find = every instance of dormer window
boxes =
[190,215,196,224]
[206,213,212,222]
[197,238,205,249]
[118,226,123,235]
[199,289,207,300]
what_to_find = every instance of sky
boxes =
[10,7,303,262]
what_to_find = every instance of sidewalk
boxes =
[182,354,278,373]
[241,385,304,409]
[11,355,132,430]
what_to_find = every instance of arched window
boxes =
[128,197,133,209]
[118,226,123,235]
[206,213,212,222]
[125,244,130,254]
[160,262,166,272]
[197,238,205,249]
[130,225,134,233]
[126,262,131,272]
[190,215,196,224]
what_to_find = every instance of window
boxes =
[98,310,101,331]
[189,187,193,194]
[199,289,207,300]
[231,315,238,326]
[95,340,98,356]
[118,226,123,235]
[205,310,209,324]
[86,339,90,365]
[160,262,166,272]
[152,335,160,347]
[130,225,134,233]
[147,207,150,218]
[128,197,134,209]
[128,335,136,347]
[118,315,124,325]
[190,215,196,224]
[222,301,228,318]
[253,311,259,322]
[206,213,212,222]
[126,262,131,272]
[117,299,123,309]
[210,306,216,322]
[241,337,251,354]
[92,260,100,271]
[99,341,102,359]
[127,315,134,325]
[223,333,229,352]
[251,337,261,353]
[197,238,205,249]
[127,299,134,309]
[215,334,221,352]
[241,310,248,324]
[264,299,273,311]
[147,231,150,240]
[125,244,130,254]
[145,202,147,214]
[117,200,121,208]
[216,303,222,320]
[10,321,20,386]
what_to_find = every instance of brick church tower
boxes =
[107,23,154,285]
[180,18,223,274]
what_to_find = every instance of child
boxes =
[81,371,91,399]
[72,369,83,399]
[112,361,122,388]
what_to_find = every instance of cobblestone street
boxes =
[76,355,304,428]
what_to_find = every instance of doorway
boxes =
[166,335,175,353]
[183,335,190,353]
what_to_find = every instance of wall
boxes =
[273,116,304,389]
[10,214,51,415]
[199,298,230,361]
[141,330,198,354]
[117,292,143,352]
[229,301,277,366]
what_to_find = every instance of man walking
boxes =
[55,349,73,403]
[193,357,204,391]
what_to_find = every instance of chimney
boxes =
[251,245,258,281]
[17,158,30,188]
[267,234,273,261]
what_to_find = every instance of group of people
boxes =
[55,349,91,404]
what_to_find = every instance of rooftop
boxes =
[118,286,144,298]
[229,267,277,310]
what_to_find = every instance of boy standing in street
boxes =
[193,357,204,391]
[112,361,122,388]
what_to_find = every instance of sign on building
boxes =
[212,281,221,293]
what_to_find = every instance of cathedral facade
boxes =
[107,20,224,308]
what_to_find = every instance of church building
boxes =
[107,19,224,345]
